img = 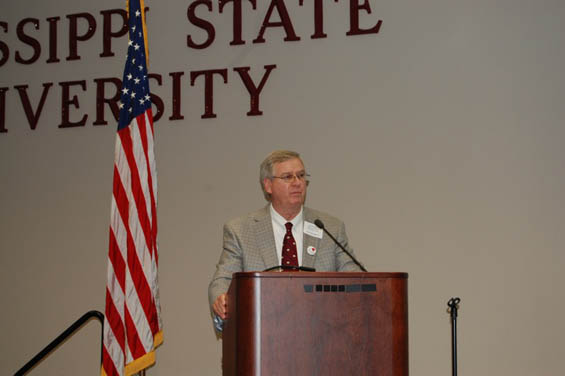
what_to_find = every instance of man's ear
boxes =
[263,178,273,195]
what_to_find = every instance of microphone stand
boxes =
[313,219,367,272]
[447,297,461,376]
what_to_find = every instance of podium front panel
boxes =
[223,272,408,376]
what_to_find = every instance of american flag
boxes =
[102,1,163,375]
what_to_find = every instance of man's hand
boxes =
[213,293,228,320]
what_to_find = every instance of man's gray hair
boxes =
[259,150,303,201]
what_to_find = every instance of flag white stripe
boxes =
[106,251,125,323]
[104,260,125,375]
[103,317,125,376]
[129,120,156,284]
[143,112,158,204]
[124,258,153,354]
[111,195,128,273]
[141,113,162,331]
[131,118,154,229]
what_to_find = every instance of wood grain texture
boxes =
[223,272,408,376]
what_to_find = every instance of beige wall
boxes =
[2,0,564,375]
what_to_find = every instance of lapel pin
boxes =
[307,246,317,256]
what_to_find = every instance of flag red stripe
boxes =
[105,288,126,351]
[126,226,159,336]
[124,305,146,359]
[145,109,159,266]
[136,114,157,259]
[147,108,154,135]
[136,114,161,334]
[119,125,154,257]
[108,229,126,292]
[112,165,130,231]
[102,345,120,376]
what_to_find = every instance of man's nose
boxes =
[290,175,302,185]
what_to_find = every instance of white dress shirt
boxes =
[270,204,304,266]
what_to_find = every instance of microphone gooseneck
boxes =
[314,219,367,272]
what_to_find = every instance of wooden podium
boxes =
[223,272,408,376]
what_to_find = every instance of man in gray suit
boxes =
[208,150,364,327]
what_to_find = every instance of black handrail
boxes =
[14,310,104,376]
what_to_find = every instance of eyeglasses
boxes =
[271,172,311,184]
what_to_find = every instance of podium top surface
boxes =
[232,272,408,279]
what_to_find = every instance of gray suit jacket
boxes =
[208,206,363,308]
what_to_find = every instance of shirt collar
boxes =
[270,204,303,227]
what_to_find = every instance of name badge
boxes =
[304,221,323,239]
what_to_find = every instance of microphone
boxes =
[314,219,367,272]
[263,265,316,272]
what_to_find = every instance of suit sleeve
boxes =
[208,222,244,310]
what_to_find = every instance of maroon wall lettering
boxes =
[233,64,276,116]
[148,73,164,122]
[14,83,53,130]
[299,0,339,39]
[218,0,257,46]
[0,22,9,67]
[0,87,8,133]
[66,13,97,61]
[253,0,300,44]
[15,18,41,65]
[59,80,88,127]
[46,17,61,63]
[347,0,382,36]
[94,77,122,126]
[100,9,128,58]
[169,72,185,121]
[186,0,215,50]
[190,69,228,119]
[1,2,383,133]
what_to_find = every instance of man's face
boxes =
[264,158,307,213]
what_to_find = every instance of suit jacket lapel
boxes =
[252,206,279,270]
[302,207,321,270]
